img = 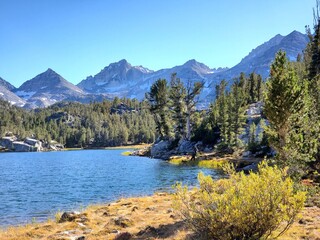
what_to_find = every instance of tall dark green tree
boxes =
[264,51,304,163]
[185,80,204,140]
[248,72,257,103]
[256,74,263,101]
[146,79,171,138]
[169,73,187,140]
[229,79,246,146]
[216,80,228,142]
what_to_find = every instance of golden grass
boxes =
[169,155,229,169]
[64,148,82,151]
[0,192,319,240]
[121,151,132,156]
[104,143,151,150]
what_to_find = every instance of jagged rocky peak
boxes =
[107,59,131,70]
[16,68,83,93]
[77,59,153,93]
[242,34,284,63]
[214,30,309,81]
[182,59,206,67]
[166,59,212,77]
[14,68,86,108]
[100,59,152,75]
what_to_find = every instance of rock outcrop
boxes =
[150,140,171,159]
[0,135,63,152]
[24,137,43,151]
[0,136,16,149]
[148,139,200,160]
[12,141,34,152]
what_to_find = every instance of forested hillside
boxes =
[0,98,156,148]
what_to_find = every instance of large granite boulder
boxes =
[24,137,43,151]
[12,141,33,152]
[150,140,171,159]
[177,139,195,154]
[48,141,64,151]
[0,136,15,149]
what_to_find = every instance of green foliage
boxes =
[146,79,171,138]
[169,73,187,140]
[185,80,204,140]
[264,51,305,162]
[173,161,306,240]
[209,73,258,148]
[146,74,203,141]
[0,98,156,148]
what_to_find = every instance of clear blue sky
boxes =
[0,0,315,87]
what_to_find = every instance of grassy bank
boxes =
[168,153,262,170]
[169,155,228,169]
[104,144,151,150]
[0,192,319,240]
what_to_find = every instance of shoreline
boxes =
[0,144,151,154]
[0,192,319,240]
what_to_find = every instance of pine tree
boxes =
[169,73,187,140]
[264,51,304,163]
[249,73,257,103]
[146,79,171,138]
[216,80,228,142]
[256,74,263,101]
[185,80,204,140]
[230,79,246,146]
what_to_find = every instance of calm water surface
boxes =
[0,149,222,226]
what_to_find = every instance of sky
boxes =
[0,0,315,87]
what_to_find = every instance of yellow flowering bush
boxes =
[173,161,306,240]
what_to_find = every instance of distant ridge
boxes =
[0,30,309,108]
[15,68,90,108]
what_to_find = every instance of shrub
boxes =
[173,161,306,240]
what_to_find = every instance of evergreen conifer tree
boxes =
[264,51,304,163]
[146,79,171,138]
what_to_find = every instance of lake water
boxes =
[0,149,222,227]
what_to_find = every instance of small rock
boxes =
[114,216,133,228]
[59,211,81,223]
[76,216,89,223]
[114,232,132,240]
[77,222,86,228]
[156,192,167,196]
[242,151,252,157]
[131,206,138,212]
[121,202,132,206]
[241,163,258,174]
[137,226,157,236]
[75,236,85,240]
[102,211,109,216]
[299,219,307,224]
[83,229,92,234]
[145,207,155,211]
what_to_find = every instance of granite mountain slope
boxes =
[0,30,309,108]
[14,69,102,108]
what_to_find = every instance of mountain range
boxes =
[0,30,309,109]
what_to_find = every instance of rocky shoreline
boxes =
[0,135,64,152]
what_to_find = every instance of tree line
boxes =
[0,98,156,148]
